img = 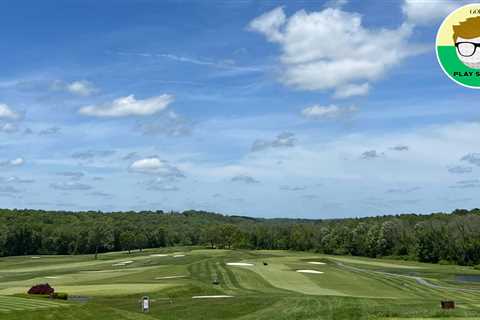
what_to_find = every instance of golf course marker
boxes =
[437,3,480,88]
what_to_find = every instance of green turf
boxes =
[1,248,480,319]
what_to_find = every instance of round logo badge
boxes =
[437,3,480,88]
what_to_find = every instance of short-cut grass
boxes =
[1,247,480,319]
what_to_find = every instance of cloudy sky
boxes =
[0,0,479,218]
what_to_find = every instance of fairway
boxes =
[1,248,480,319]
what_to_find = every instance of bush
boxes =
[51,292,68,300]
[28,283,54,295]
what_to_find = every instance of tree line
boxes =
[0,208,479,265]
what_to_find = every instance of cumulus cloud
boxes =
[0,103,20,119]
[251,132,297,152]
[138,111,193,136]
[402,0,466,26]
[129,157,185,179]
[0,157,24,167]
[67,80,97,96]
[461,153,480,166]
[51,80,98,96]
[301,104,357,119]
[249,7,420,98]
[231,174,260,184]
[50,182,93,191]
[39,127,61,136]
[361,150,382,159]
[391,145,409,151]
[447,165,473,174]
[79,94,174,117]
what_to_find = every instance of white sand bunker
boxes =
[155,275,186,279]
[150,254,169,257]
[296,269,324,274]
[45,276,60,279]
[112,260,134,266]
[226,262,253,266]
[308,262,326,265]
[31,256,41,259]
[192,295,233,299]
[173,254,185,258]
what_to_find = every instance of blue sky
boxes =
[0,0,479,218]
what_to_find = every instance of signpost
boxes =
[141,296,150,313]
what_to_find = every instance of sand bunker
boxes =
[31,256,41,259]
[112,260,134,266]
[45,276,60,279]
[192,295,233,299]
[150,254,169,257]
[226,262,253,266]
[296,269,323,274]
[155,276,186,279]
[308,262,326,265]
[173,254,185,258]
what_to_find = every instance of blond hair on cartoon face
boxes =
[453,17,480,69]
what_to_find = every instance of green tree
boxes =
[120,231,136,254]
[89,222,112,260]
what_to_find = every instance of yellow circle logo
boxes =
[437,3,480,88]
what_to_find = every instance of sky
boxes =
[0,0,479,219]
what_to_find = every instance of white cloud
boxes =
[334,83,369,99]
[231,174,260,184]
[402,0,467,25]
[0,104,19,119]
[129,157,185,179]
[301,104,357,119]
[324,0,349,8]
[0,158,25,167]
[0,123,18,133]
[248,6,286,42]
[251,132,297,152]
[79,94,174,117]
[249,7,420,98]
[67,80,97,96]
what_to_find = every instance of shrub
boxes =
[52,292,68,300]
[28,283,54,295]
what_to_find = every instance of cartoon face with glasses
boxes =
[454,17,480,69]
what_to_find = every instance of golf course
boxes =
[1,247,480,319]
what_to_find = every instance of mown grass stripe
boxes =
[216,263,234,290]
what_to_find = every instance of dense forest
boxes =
[0,208,479,266]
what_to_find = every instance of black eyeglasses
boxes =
[455,41,480,57]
